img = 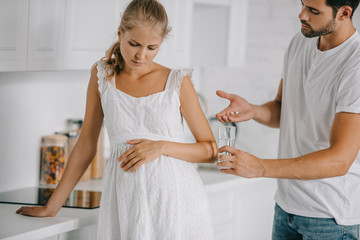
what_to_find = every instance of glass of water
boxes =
[218,126,236,169]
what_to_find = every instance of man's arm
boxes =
[252,79,282,128]
[216,79,283,128]
[218,111,360,179]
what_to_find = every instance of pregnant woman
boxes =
[16,1,217,239]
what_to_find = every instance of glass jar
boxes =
[66,118,91,181]
[67,119,83,132]
[40,135,68,185]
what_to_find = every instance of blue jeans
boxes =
[272,204,359,240]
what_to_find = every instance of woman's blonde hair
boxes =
[103,0,171,78]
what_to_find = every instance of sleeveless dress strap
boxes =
[93,60,108,95]
[166,69,194,96]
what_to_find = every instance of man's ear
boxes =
[338,6,352,20]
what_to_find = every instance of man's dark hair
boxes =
[326,0,360,18]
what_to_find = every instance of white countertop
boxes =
[0,204,99,240]
[0,169,270,240]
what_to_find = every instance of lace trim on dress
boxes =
[96,60,109,96]
[95,61,194,98]
[172,69,194,96]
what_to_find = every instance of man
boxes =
[216,0,360,239]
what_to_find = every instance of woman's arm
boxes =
[162,75,218,162]
[119,75,218,172]
[16,66,104,217]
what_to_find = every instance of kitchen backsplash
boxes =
[0,70,89,192]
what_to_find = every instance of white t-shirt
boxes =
[275,31,360,225]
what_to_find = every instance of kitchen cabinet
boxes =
[0,0,247,72]
[63,0,123,69]
[0,0,123,72]
[0,0,194,71]
[0,0,192,71]
[0,0,29,71]
[158,0,248,68]
[27,0,66,71]
[0,0,65,71]
[191,0,248,67]
[204,171,276,240]
[154,0,192,68]
[63,0,194,69]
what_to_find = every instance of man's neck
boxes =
[318,22,356,51]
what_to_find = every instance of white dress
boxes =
[95,61,214,240]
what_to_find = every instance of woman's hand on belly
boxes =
[118,139,165,172]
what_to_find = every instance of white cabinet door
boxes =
[63,0,193,70]
[234,180,276,240]
[0,0,29,71]
[155,0,192,68]
[208,190,236,240]
[190,0,248,67]
[63,0,122,70]
[27,0,66,71]
[1,0,238,72]
[158,0,248,68]
[207,178,277,240]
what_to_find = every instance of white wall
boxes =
[354,7,360,30]
[0,70,89,192]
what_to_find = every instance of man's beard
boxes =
[301,18,337,38]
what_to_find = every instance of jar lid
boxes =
[42,134,68,143]
[54,131,79,138]
[67,119,83,131]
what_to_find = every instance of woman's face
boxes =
[118,25,163,71]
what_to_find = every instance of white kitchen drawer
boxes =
[208,190,235,225]
[214,220,234,240]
